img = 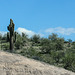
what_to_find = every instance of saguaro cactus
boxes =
[7,19,15,52]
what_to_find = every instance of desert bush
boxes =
[62,49,75,72]
[31,34,40,44]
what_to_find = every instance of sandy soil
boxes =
[0,50,75,75]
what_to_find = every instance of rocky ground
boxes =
[0,50,75,75]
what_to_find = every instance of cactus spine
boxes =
[7,19,15,52]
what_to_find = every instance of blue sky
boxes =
[0,0,75,41]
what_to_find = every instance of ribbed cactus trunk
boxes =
[10,31,14,52]
[7,19,15,52]
[7,32,10,42]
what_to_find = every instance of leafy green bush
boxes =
[62,49,75,72]
[55,38,64,50]
[15,34,23,49]
[1,43,10,51]
[31,34,40,44]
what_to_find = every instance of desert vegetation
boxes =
[0,19,75,72]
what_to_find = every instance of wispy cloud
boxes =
[45,27,75,35]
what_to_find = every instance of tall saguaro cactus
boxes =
[7,19,15,52]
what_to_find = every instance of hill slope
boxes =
[0,50,75,75]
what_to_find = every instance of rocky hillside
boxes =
[0,50,75,75]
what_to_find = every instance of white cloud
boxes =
[16,27,36,37]
[45,27,75,35]
[16,27,44,37]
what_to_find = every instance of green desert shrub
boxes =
[62,50,75,72]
